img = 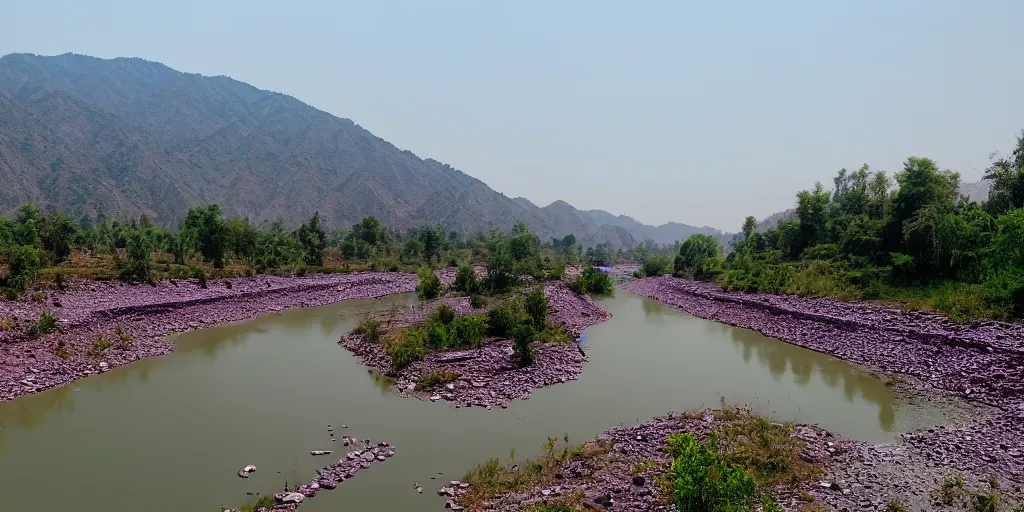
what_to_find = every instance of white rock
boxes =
[279,492,305,504]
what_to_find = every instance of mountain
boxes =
[586,209,732,246]
[0,52,562,238]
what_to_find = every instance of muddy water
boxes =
[0,290,949,511]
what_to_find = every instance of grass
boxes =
[53,340,70,360]
[0,316,14,330]
[458,438,609,511]
[115,327,132,350]
[883,499,908,512]
[416,370,459,391]
[351,315,382,343]
[237,494,276,512]
[884,375,904,387]
[87,333,114,357]
[535,323,574,344]
[716,415,816,487]
[28,312,59,337]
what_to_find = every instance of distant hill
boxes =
[0,52,743,252]
[586,209,732,246]
[0,53,561,237]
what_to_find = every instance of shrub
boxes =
[385,328,426,369]
[536,323,574,344]
[28,312,59,338]
[568,266,614,296]
[428,303,457,325]
[448,314,488,348]
[87,333,114,356]
[547,261,566,281]
[524,287,548,329]
[512,324,535,366]
[666,433,757,511]
[53,340,70,360]
[487,297,530,338]
[192,267,208,288]
[416,268,443,300]
[641,255,671,277]
[416,370,459,390]
[717,415,811,486]
[453,265,481,294]
[238,494,277,512]
[632,269,645,278]
[469,294,489,309]
[425,320,450,348]
[115,327,132,350]
[2,245,40,293]
[351,315,382,343]
[118,230,152,282]
[883,500,908,512]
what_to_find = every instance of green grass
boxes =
[237,494,276,512]
[459,438,608,511]
[416,370,459,391]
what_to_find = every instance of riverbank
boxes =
[0,272,420,402]
[340,282,611,408]
[446,407,1022,512]
[626,275,1024,506]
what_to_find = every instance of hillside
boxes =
[0,53,561,238]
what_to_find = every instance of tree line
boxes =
[662,130,1024,321]
[0,203,613,298]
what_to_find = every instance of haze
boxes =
[4,0,1022,231]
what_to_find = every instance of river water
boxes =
[0,290,949,511]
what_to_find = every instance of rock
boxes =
[277,492,305,504]
[632,475,646,486]
[311,450,332,456]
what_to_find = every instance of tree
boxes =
[418,225,446,263]
[794,182,831,255]
[984,130,1024,215]
[453,264,480,294]
[295,212,327,266]
[524,286,548,329]
[416,268,442,300]
[2,245,40,292]
[38,212,79,262]
[675,234,721,276]
[741,216,757,239]
[182,205,226,268]
[119,229,152,282]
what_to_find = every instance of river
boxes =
[0,289,950,511]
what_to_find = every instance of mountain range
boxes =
[0,52,734,250]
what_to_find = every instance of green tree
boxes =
[418,225,446,263]
[794,182,831,255]
[675,234,721,276]
[119,229,152,282]
[524,286,548,329]
[2,245,40,292]
[295,212,327,266]
[984,130,1024,215]
[182,205,227,268]
[38,211,79,262]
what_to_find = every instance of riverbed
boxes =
[0,289,951,511]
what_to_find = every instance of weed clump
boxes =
[351,315,382,343]
[666,432,758,511]
[416,370,459,391]
[87,333,114,356]
[28,312,59,338]
[416,268,443,300]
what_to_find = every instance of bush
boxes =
[118,230,152,282]
[425,320,450,348]
[632,269,645,279]
[28,312,59,337]
[351,315,382,343]
[641,255,671,277]
[511,323,535,366]
[385,328,426,369]
[192,267,208,288]
[524,287,548,329]
[469,294,489,309]
[2,245,40,293]
[547,261,566,281]
[487,297,530,337]
[666,433,757,511]
[448,314,488,348]
[428,303,457,325]
[453,265,481,294]
[416,268,443,300]
[568,266,614,296]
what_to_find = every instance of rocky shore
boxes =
[626,275,1024,508]
[445,408,1022,512]
[340,282,611,408]
[0,272,419,402]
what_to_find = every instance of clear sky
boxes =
[3,1,1022,231]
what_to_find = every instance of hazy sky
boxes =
[3,1,1022,231]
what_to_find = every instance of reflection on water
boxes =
[0,288,945,512]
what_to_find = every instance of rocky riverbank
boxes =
[340,282,611,408]
[444,408,1022,512]
[626,276,1024,508]
[0,272,419,402]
